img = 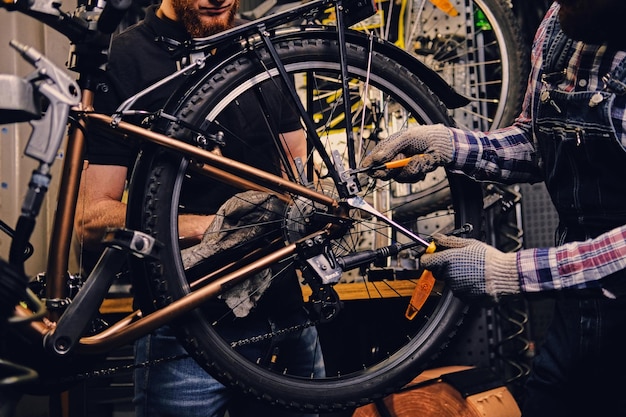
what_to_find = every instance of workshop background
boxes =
[1,0,556,416]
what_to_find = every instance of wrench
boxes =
[345,196,434,251]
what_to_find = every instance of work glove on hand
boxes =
[361,124,453,183]
[420,233,521,299]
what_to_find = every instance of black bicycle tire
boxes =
[411,0,529,130]
[127,29,484,411]
[474,0,528,128]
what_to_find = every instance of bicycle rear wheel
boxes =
[127,28,483,411]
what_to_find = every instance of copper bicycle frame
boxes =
[19,91,345,356]
[6,0,460,362]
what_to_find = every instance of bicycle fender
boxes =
[274,27,471,110]
[354,31,471,109]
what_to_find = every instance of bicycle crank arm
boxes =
[345,196,434,251]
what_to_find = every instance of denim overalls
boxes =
[521,16,626,417]
[536,34,626,245]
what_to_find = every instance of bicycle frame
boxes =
[1,0,468,376]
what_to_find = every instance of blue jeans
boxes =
[522,294,626,417]
[134,309,325,417]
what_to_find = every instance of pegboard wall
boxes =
[518,183,559,249]
[518,182,558,366]
[433,306,495,370]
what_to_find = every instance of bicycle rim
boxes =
[358,0,528,130]
[415,0,528,129]
[127,29,484,411]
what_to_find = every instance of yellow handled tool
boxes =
[405,241,437,320]
[349,157,413,175]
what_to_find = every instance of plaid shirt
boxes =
[447,3,626,294]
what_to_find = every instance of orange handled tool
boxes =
[429,0,459,16]
[349,157,413,175]
[405,241,437,320]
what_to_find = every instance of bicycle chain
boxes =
[229,320,318,348]
[54,354,190,385]
[59,320,318,382]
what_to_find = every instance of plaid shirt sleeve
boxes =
[518,226,626,293]
[447,125,542,184]
[444,4,626,293]
[444,5,562,185]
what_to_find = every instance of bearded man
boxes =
[76,1,322,416]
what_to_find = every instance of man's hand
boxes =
[361,124,453,183]
[421,233,521,298]
[181,190,284,268]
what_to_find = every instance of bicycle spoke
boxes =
[128,28,483,411]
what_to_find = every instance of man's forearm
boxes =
[76,200,214,250]
[74,200,127,251]
[178,214,215,247]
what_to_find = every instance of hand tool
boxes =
[344,196,436,320]
[347,157,413,175]
[345,196,434,250]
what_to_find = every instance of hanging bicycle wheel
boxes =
[352,0,528,130]
[127,28,484,411]
[414,0,528,129]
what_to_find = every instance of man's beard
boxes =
[172,0,238,38]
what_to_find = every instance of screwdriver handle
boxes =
[350,156,417,175]
[381,157,413,169]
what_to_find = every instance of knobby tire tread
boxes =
[127,30,483,411]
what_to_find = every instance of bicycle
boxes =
[338,0,529,131]
[0,0,484,412]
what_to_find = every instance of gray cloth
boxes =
[181,190,284,317]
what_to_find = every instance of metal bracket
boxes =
[101,228,161,260]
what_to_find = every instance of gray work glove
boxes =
[421,233,520,298]
[361,124,453,183]
[182,190,284,317]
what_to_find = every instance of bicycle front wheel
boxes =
[127,28,483,411]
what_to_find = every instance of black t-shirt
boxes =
[87,7,304,314]
[88,8,300,168]
[88,6,186,167]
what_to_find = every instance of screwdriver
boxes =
[348,157,413,175]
